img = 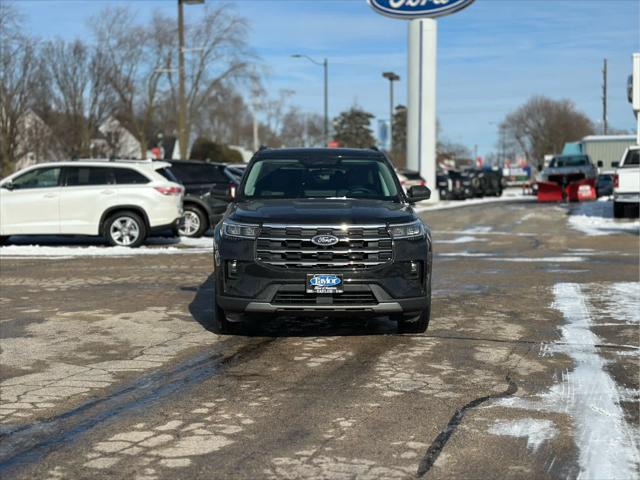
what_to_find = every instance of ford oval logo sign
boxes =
[311,234,340,247]
[368,0,476,19]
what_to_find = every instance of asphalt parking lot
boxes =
[1,200,638,479]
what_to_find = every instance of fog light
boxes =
[410,261,419,274]
[227,260,239,279]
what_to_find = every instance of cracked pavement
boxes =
[1,201,638,479]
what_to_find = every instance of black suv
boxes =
[211,148,433,334]
[166,160,242,237]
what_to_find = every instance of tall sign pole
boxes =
[632,53,640,146]
[368,0,476,202]
[407,19,437,200]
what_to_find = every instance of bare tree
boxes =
[166,4,254,154]
[280,108,324,147]
[41,38,114,158]
[500,96,594,168]
[0,2,39,175]
[92,8,174,158]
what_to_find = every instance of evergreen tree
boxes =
[333,107,375,148]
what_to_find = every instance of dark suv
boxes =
[166,160,242,237]
[212,148,433,334]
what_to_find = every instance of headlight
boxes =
[388,220,425,239]
[222,220,259,239]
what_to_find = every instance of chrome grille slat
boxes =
[256,224,393,270]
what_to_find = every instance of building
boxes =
[97,117,143,159]
[563,135,636,170]
[14,110,63,170]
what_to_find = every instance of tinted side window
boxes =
[65,167,114,186]
[155,167,180,183]
[114,168,150,185]
[12,167,61,189]
[623,150,639,167]
[170,163,226,184]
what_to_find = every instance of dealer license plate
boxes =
[306,274,343,294]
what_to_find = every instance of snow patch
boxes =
[490,257,586,263]
[0,236,212,258]
[488,419,557,452]
[550,283,639,479]
[498,283,640,479]
[414,188,533,213]
[435,236,486,244]
[437,252,494,258]
[568,201,639,236]
[591,282,640,325]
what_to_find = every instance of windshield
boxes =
[241,157,401,201]
[549,155,589,168]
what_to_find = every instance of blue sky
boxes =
[17,0,640,156]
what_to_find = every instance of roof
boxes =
[12,159,170,170]
[253,147,385,160]
[582,135,636,143]
[167,159,227,167]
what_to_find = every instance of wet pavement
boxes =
[0,201,638,479]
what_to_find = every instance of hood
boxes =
[542,165,595,179]
[228,199,416,226]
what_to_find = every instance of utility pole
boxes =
[291,55,330,146]
[177,0,187,160]
[177,0,204,160]
[602,58,608,135]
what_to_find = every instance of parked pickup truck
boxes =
[613,145,640,218]
[537,154,597,202]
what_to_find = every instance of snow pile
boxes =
[568,201,639,236]
[0,236,212,258]
[415,188,534,213]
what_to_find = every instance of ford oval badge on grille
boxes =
[311,234,339,247]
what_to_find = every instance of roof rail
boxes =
[258,145,269,151]
[73,158,155,164]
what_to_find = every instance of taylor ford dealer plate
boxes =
[306,274,344,294]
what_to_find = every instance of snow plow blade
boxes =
[537,179,596,202]
[537,182,564,202]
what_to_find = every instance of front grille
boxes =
[272,291,378,306]
[548,173,585,185]
[256,225,393,270]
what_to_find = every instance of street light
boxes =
[382,72,400,152]
[291,54,329,146]
[177,0,205,160]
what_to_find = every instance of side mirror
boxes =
[597,161,603,168]
[612,161,619,168]
[1,181,14,191]
[407,185,431,203]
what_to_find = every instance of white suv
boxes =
[0,160,183,247]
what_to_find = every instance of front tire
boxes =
[178,205,208,238]
[396,306,431,334]
[213,296,233,334]
[104,211,147,248]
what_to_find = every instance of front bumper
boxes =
[217,283,429,315]
[614,192,640,204]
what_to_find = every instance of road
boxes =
[1,201,638,479]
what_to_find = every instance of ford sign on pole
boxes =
[368,0,476,19]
